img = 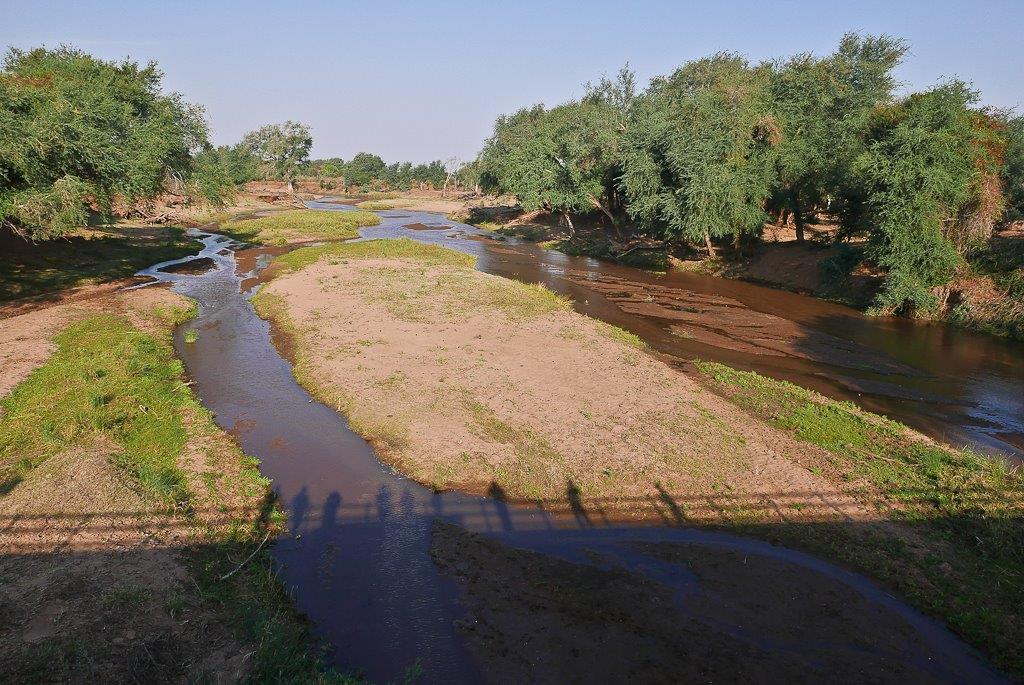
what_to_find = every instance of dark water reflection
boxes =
[133,227,1007,683]
[324,200,1024,461]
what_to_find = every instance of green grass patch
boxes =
[220,209,380,246]
[341,191,399,201]
[596,321,647,349]
[470,220,503,231]
[0,315,195,502]
[0,225,197,302]
[695,360,1024,677]
[270,237,476,276]
[496,224,550,242]
[355,201,394,210]
[151,299,199,326]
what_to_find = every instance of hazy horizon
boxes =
[4,0,1022,164]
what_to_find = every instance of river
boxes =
[131,208,1011,683]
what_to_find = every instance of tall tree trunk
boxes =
[776,207,789,227]
[588,195,617,226]
[789,190,805,242]
[563,211,576,238]
[704,231,716,259]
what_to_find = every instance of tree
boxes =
[477,105,555,212]
[1002,115,1024,222]
[241,121,312,193]
[343,152,386,187]
[442,156,460,197]
[189,146,239,205]
[619,54,778,255]
[0,46,209,239]
[193,144,259,188]
[476,69,632,234]
[455,158,484,194]
[858,81,1006,314]
[769,35,907,241]
[320,159,345,178]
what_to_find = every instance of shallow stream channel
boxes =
[132,203,1013,683]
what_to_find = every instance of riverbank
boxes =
[0,284,355,681]
[466,207,1024,342]
[252,237,1023,678]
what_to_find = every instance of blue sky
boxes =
[3,0,1022,162]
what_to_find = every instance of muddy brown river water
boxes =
[132,208,1013,683]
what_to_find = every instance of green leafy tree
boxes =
[477,68,632,234]
[189,143,259,203]
[241,121,312,192]
[477,105,555,211]
[619,54,778,255]
[0,46,209,239]
[1002,116,1024,222]
[859,81,1005,314]
[188,147,237,205]
[320,159,345,177]
[343,152,386,187]
[769,34,907,241]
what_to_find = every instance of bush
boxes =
[0,47,210,239]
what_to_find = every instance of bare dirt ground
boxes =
[0,287,265,682]
[256,249,875,524]
[431,522,955,684]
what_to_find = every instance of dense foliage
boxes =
[0,47,217,239]
[241,121,313,191]
[620,55,776,253]
[479,69,632,233]
[1002,115,1024,222]
[858,82,1005,313]
[769,35,907,241]
[476,33,1022,316]
[305,153,448,190]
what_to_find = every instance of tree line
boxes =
[198,144,458,193]
[303,154,451,191]
[473,34,1024,315]
[0,46,456,242]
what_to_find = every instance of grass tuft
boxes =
[597,321,647,349]
[466,399,566,500]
